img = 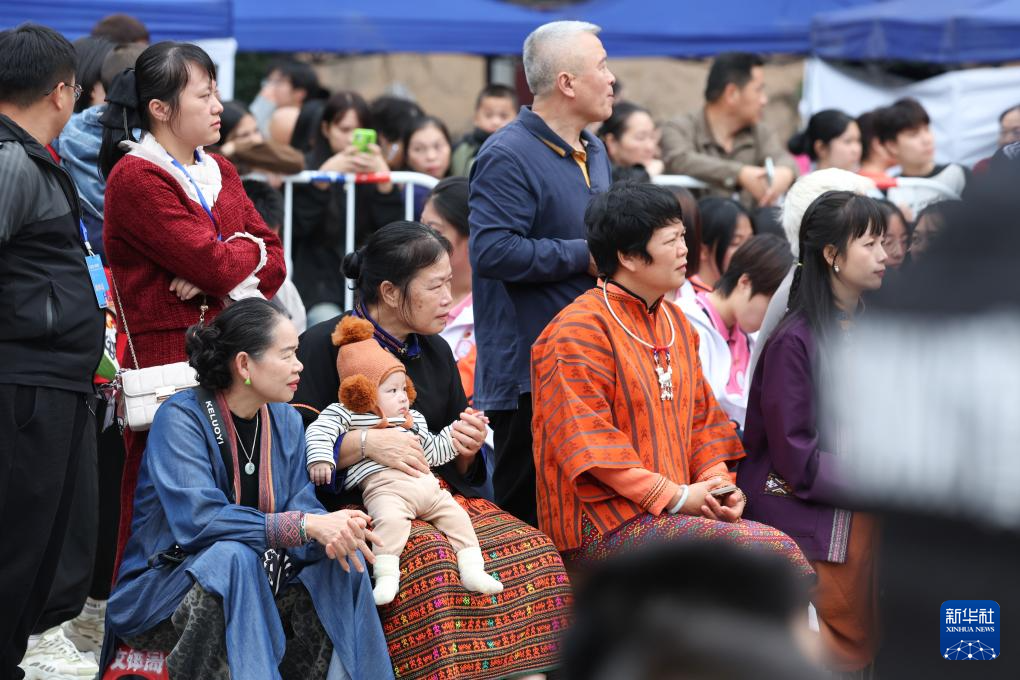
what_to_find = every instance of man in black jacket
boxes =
[0,23,105,680]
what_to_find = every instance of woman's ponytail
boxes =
[786,130,810,158]
[98,68,141,178]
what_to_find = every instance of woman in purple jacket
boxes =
[738,190,888,675]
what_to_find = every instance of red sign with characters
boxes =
[103,646,170,679]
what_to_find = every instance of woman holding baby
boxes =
[293,220,571,680]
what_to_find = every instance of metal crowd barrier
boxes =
[279,171,956,310]
[281,170,440,310]
[656,173,960,210]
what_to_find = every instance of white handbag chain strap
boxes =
[110,274,140,371]
[110,274,208,372]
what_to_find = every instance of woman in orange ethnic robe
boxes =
[531,183,811,575]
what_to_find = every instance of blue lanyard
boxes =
[79,219,95,257]
[169,152,220,237]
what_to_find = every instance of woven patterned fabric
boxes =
[531,286,746,553]
[373,491,572,679]
[265,511,304,550]
[567,511,814,579]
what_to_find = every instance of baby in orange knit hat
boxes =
[305,316,503,605]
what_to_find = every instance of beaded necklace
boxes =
[601,282,676,400]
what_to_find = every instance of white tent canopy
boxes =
[801,57,1020,167]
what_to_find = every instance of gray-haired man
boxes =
[469,21,614,526]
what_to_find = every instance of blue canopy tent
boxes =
[811,0,1020,63]
[0,0,232,41]
[570,0,873,57]
[233,0,875,56]
[233,0,557,54]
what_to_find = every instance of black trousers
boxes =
[487,393,538,528]
[91,399,125,600]
[33,401,101,633]
[0,385,93,680]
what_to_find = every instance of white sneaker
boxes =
[20,626,99,679]
[63,599,106,656]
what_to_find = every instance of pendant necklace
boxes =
[602,284,676,400]
[236,413,259,475]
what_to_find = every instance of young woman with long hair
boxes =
[738,191,888,675]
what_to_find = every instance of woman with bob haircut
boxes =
[531,182,811,575]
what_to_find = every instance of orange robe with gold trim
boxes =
[531,284,744,552]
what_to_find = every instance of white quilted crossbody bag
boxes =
[113,276,202,431]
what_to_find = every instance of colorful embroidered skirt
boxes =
[370,493,572,679]
[567,512,814,579]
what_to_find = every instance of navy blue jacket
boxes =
[468,107,611,404]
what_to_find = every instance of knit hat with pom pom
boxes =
[332,316,408,415]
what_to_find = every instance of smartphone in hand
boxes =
[710,484,739,500]
[352,128,377,153]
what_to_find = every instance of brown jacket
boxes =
[660,108,797,208]
[227,139,304,175]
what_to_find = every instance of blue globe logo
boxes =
[944,640,996,660]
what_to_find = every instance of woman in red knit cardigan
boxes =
[100,43,286,566]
